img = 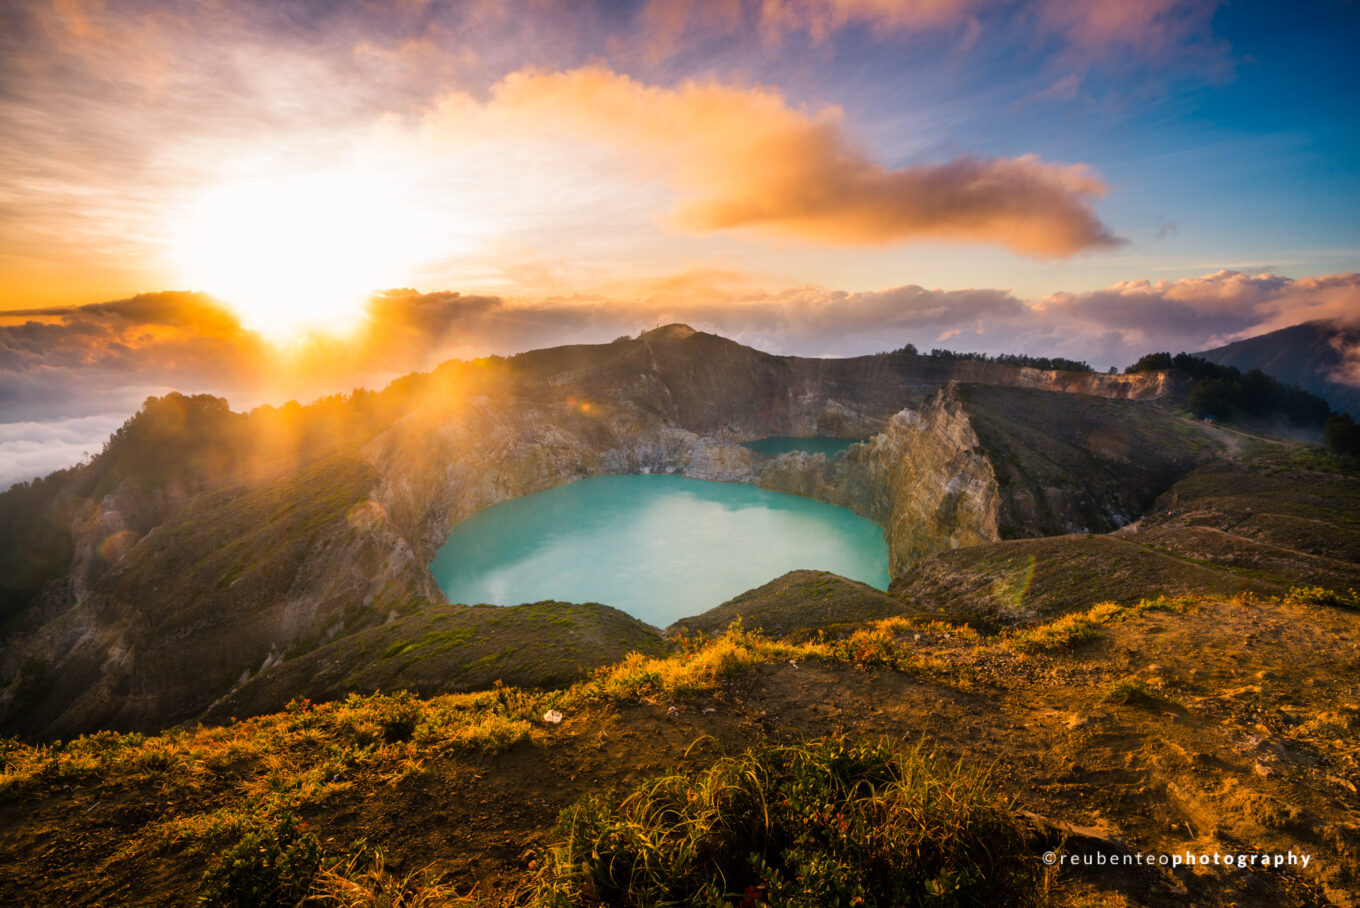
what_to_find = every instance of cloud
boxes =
[0,292,261,384]
[2,1,1238,314]
[740,0,983,41]
[1033,271,1360,373]
[459,65,1120,257]
[1037,0,1224,60]
[0,291,267,420]
[0,413,127,490]
[1041,270,1360,347]
[1326,325,1360,389]
[591,269,1360,370]
[634,0,1225,60]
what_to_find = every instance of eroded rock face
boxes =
[755,382,1226,573]
[869,392,1005,573]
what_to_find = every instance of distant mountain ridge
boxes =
[1199,319,1360,417]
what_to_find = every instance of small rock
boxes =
[1253,760,1277,779]
[543,709,564,724]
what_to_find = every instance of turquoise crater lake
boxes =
[430,474,889,627]
[741,436,859,456]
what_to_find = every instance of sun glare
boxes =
[175,168,432,339]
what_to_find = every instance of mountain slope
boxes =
[892,456,1360,629]
[1200,320,1360,417]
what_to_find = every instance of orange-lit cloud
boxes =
[443,65,1120,257]
[6,270,1360,485]
[0,293,265,418]
[9,271,1359,428]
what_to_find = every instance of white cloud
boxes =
[0,413,128,489]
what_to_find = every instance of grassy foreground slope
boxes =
[1,587,1357,906]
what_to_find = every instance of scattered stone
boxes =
[542,709,563,724]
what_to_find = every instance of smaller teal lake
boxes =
[430,474,889,627]
[742,436,860,457]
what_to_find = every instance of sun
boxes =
[174,167,431,339]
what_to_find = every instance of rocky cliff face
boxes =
[753,382,1224,573]
[0,326,1200,738]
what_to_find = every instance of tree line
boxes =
[889,343,1095,373]
[1126,351,1359,456]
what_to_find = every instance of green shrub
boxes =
[532,738,1036,907]
[198,812,322,907]
[1008,614,1103,653]
[379,694,422,743]
[1286,585,1360,610]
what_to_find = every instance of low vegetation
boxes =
[1285,584,1360,610]
[0,616,1033,906]
[1004,595,1200,654]
[1103,678,1183,710]
[532,738,1036,908]
[197,812,321,908]
[310,847,474,907]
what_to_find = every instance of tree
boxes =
[1325,413,1360,457]
[1126,352,1173,373]
[1188,377,1240,419]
